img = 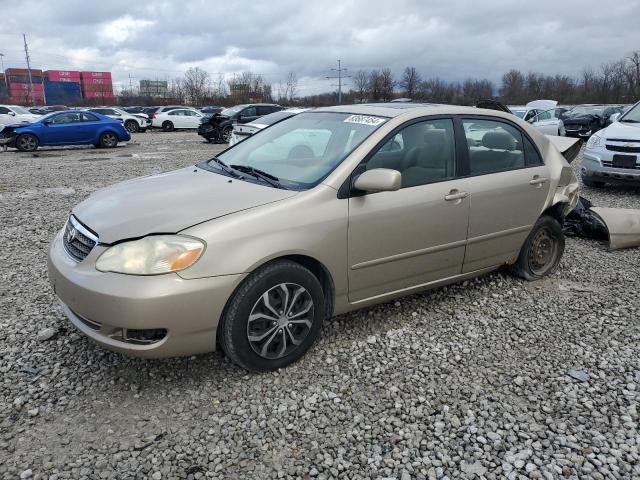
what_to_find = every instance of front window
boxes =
[510,109,526,119]
[210,112,388,189]
[620,103,640,123]
[252,111,293,126]
[11,106,31,115]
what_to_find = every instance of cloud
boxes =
[0,0,638,96]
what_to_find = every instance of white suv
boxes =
[151,108,203,131]
[0,105,41,127]
[87,107,150,133]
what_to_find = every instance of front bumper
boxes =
[582,150,640,184]
[47,230,246,358]
[565,125,593,138]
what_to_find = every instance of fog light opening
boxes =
[123,328,167,345]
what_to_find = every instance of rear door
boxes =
[347,117,470,302]
[459,117,551,272]
[238,106,259,124]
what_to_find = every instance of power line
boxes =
[326,59,350,104]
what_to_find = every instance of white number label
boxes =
[344,115,386,126]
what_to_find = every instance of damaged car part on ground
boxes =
[564,196,640,250]
[49,103,582,371]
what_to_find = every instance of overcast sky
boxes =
[0,0,638,96]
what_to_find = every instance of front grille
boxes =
[62,216,98,262]
[606,144,640,153]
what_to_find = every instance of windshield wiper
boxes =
[620,119,640,123]
[208,157,241,178]
[230,165,284,188]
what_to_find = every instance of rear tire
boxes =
[98,132,118,148]
[582,177,605,188]
[124,120,139,133]
[15,134,39,152]
[510,215,564,281]
[162,121,174,132]
[219,260,325,372]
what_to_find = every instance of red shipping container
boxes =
[81,71,112,81]
[81,77,113,86]
[5,68,43,76]
[10,84,44,93]
[46,70,81,82]
[82,84,114,93]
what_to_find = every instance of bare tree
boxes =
[380,68,395,101]
[183,67,210,106]
[367,70,382,101]
[399,67,422,99]
[286,72,298,101]
[353,70,369,102]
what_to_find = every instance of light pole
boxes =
[0,53,7,90]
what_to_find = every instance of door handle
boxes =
[444,190,469,201]
[529,176,548,186]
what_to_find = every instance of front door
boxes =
[348,118,470,302]
[238,106,258,124]
[459,117,551,272]
[43,112,93,144]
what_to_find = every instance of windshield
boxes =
[221,105,247,117]
[569,106,604,116]
[211,112,388,189]
[510,109,526,118]
[620,102,640,123]
[11,106,31,115]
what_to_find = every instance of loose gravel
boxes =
[0,132,639,479]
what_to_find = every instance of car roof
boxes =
[314,102,488,118]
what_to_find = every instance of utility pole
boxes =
[326,59,350,105]
[128,73,135,94]
[23,34,35,105]
[0,53,7,90]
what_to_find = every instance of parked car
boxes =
[581,100,640,187]
[151,108,204,131]
[0,105,41,126]
[29,106,49,115]
[477,100,565,136]
[0,110,130,151]
[200,106,223,115]
[228,108,308,145]
[562,105,623,138]
[198,103,283,143]
[47,104,580,370]
[87,107,151,133]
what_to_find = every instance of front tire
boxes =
[162,121,174,132]
[124,120,139,133]
[219,260,325,372]
[15,134,39,152]
[510,215,564,281]
[222,126,233,143]
[98,132,118,148]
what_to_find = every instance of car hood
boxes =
[73,166,298,244]
[564,114,598,124]
[601,121,640,139]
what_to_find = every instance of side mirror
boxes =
[353,168,401,193]
[9,111,16,116]
[609,113,621,123]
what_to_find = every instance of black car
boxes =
[197,103,282,143]
[200,105,223,115]
[562,105,623,138]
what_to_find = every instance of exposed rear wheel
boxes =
[162,121,174,132]
[124,120,139,133]
[219,260,325,371]
[510,215,564,281]
[222,127,232,143]
[99,132,118,148]
[15,134,38,152]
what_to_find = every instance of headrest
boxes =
[423,129,446,145]
[482,131,516,150]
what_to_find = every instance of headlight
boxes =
[96,235,205,275]
[586,133,603,149]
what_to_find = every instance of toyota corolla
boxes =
[48,104,580,371]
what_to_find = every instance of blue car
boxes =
[0,110,131,152]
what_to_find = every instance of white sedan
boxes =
[87,107,151,133]
[152,108,203,131]
[0,105,41,127]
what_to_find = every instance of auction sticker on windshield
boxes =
[343,115,387,126]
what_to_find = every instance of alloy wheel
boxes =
[223,128,232,143]
[18,135,37,151]
[246,283,314,360]
[102,133,117,147]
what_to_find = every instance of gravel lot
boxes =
[1,131,639,479]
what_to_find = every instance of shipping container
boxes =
[44,79,82,105]
[82,91,114,99]
[9,83,44,92]
[7,75,44,84]
[5,68,43,76]
[81,84,114,94]
[46,70,81,82]
[81,71,112,81]
[81,77,113,86]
